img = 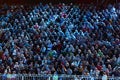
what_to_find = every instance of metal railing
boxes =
[0,74,120,80]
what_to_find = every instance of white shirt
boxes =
[102,75,107,80]
[117,57,120,64]
[12,74,17,79]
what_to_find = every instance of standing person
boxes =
[102,72,107,80]
[7,71,12,80]
[53,73,58,80]
[2,71,7,80]
[11,71,17,80]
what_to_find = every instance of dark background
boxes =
[0,0,119,5]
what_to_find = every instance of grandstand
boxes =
[0,0,120,80]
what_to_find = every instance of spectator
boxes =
[102,72,107,80]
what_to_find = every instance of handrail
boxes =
[0,74,120,80]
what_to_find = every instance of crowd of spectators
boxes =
[0,2,120,78]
